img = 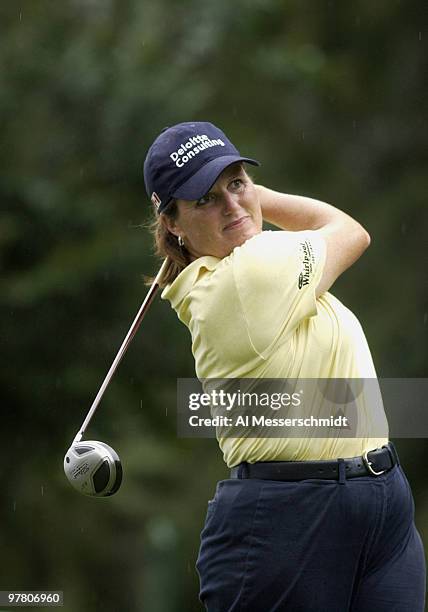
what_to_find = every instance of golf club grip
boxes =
[73,260,168,443]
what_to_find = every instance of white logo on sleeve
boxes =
[169,134,225,168]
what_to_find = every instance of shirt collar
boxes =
[161,256,220,308]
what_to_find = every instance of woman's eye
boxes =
[231,179,244,190]
[197,194,214,206]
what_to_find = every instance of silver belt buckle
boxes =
[362,450,385,476]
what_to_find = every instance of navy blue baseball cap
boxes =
[143,121,260,213]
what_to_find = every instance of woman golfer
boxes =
[143,122,426,611]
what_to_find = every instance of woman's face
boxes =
[163,163,263,260]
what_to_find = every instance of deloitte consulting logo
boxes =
[169,134,225,168]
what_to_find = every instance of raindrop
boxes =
[301,131,305,141]
[19,11,22,21]
[419,32,422,41]
[41,486,44,496]
[424,313,427,326]
[13,501,17,512]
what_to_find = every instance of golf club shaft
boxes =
[73,259,168,444]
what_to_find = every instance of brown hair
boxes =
[146,199,192,288]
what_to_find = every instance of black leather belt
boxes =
[230,443,399,481]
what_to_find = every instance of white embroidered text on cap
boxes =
[169,134,225,168]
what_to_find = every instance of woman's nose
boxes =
[222,191,241,214]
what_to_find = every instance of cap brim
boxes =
[172,156,260,201]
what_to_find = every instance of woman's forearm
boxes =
[255,185,363,233]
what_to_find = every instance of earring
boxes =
[178,236,184,247]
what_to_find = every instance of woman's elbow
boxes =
[362,228,371,249]
[353,225,371,259]
[354,222,371,251]
[364,228,371,249]
[350,223,371,256]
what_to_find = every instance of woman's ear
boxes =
[161,213,180,239]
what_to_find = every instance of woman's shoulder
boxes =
[235,229,320,254]
[231,229,321,270]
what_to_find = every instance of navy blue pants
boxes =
[196,464,426,611]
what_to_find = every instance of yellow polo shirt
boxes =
[162,230,389,467]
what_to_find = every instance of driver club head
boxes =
[64,441,123,497]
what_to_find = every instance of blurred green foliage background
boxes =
[1,1,427,610]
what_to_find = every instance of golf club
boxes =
[64,259,168,497]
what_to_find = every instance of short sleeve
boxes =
[232,230,326,358]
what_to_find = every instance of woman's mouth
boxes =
[223,216,249,231]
